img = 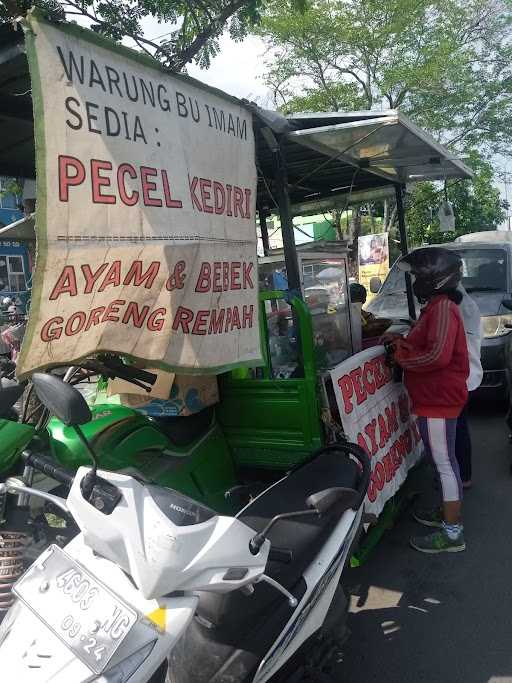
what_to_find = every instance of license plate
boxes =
[13,545,138,674]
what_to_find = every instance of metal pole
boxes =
[258,209,271,256]
[395,184,416,320]
[271,139,302,296]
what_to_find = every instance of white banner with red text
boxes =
[18,11,260,377]
[330,346,423,517]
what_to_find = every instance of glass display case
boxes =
[259,243,356,375]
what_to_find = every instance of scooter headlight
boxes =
[482,315,512,338]
[95,640,157,682]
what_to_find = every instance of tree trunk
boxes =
[332,209,343,240]
[349,207,362,264]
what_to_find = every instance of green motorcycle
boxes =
[1,356,240,515]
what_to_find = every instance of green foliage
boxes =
[405,153,508,245]
[0,177,22,200]
[1,0,308,70]
[259,0,512,156]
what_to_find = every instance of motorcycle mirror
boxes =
[306,487,358,515]
[369,277,382,294]
[32,373,92,426]
[32,373,99,500]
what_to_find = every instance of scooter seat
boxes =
[195,449,359,630]
[152,407,214,447]
[238,448,359,587]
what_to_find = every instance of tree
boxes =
[406,153,508,245]
[1,0,305,71]
[258,0,512,242]
[259,0,512,156]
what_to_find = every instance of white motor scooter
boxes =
[0,373,370,683]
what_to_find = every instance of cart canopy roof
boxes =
[0,21,472,218]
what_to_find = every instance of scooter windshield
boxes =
[147,485,216,527]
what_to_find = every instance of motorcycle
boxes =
[1,356,241,513]
[0,373,370,682]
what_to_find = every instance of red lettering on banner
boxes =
[172,306,194,333]
[231,306,241,330]
[350,368,366,405]
[161,170,182,209]
[242,305,253,329]
[338,375,354,414]
[373,462,386,491]
[49,266,78,300]
[82,264,108,294]
[233,187,244,218]
[231,262,241,290]
[367,480,378,503]
[385,403,399,435]
[122,302,149,328]
[59,155,85,202]
[382,453,394,482]
[195,263,211,293]
[195,262,254,293]
[117,163,139,206]
[199,178,214,213]
[123,261,160,288]
[378,413,389,449]
[41,316,63,341]
[192,310,209,335]
[243,262,254,289]
[224,307,233,331]
[364,419,379,457]
[244,188,251,218]
[85,306,106,330]
[102,299,125,323]
[91,159,115,204]
[140,166,162,207]
[98,261,121,291]
[209,309,225,334]
[147,308,166,331]
[223,262,230,291]
[65,311,86,336]
[213,181,225,215]
[213,262,222,292]
[188,176,251,218]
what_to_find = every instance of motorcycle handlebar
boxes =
[107,362,157,386]
[24,453,74,488]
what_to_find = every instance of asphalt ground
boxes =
[339,399,512,683]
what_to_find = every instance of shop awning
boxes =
[287,111,471,185]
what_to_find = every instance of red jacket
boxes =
[394,295,469,418]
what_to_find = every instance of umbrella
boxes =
[316,267,344,281]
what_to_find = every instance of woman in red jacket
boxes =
[392,248,469,554]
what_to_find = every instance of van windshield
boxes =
[380,248,508,295]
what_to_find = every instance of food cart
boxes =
[0,13,472,550]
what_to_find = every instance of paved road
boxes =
[339,400,512,683]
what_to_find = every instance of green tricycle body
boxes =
[0,292,337,515]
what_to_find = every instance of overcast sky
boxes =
[134,18,270,102]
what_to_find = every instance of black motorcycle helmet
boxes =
[398,247,462,304]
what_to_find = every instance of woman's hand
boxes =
[380,331,402,344]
